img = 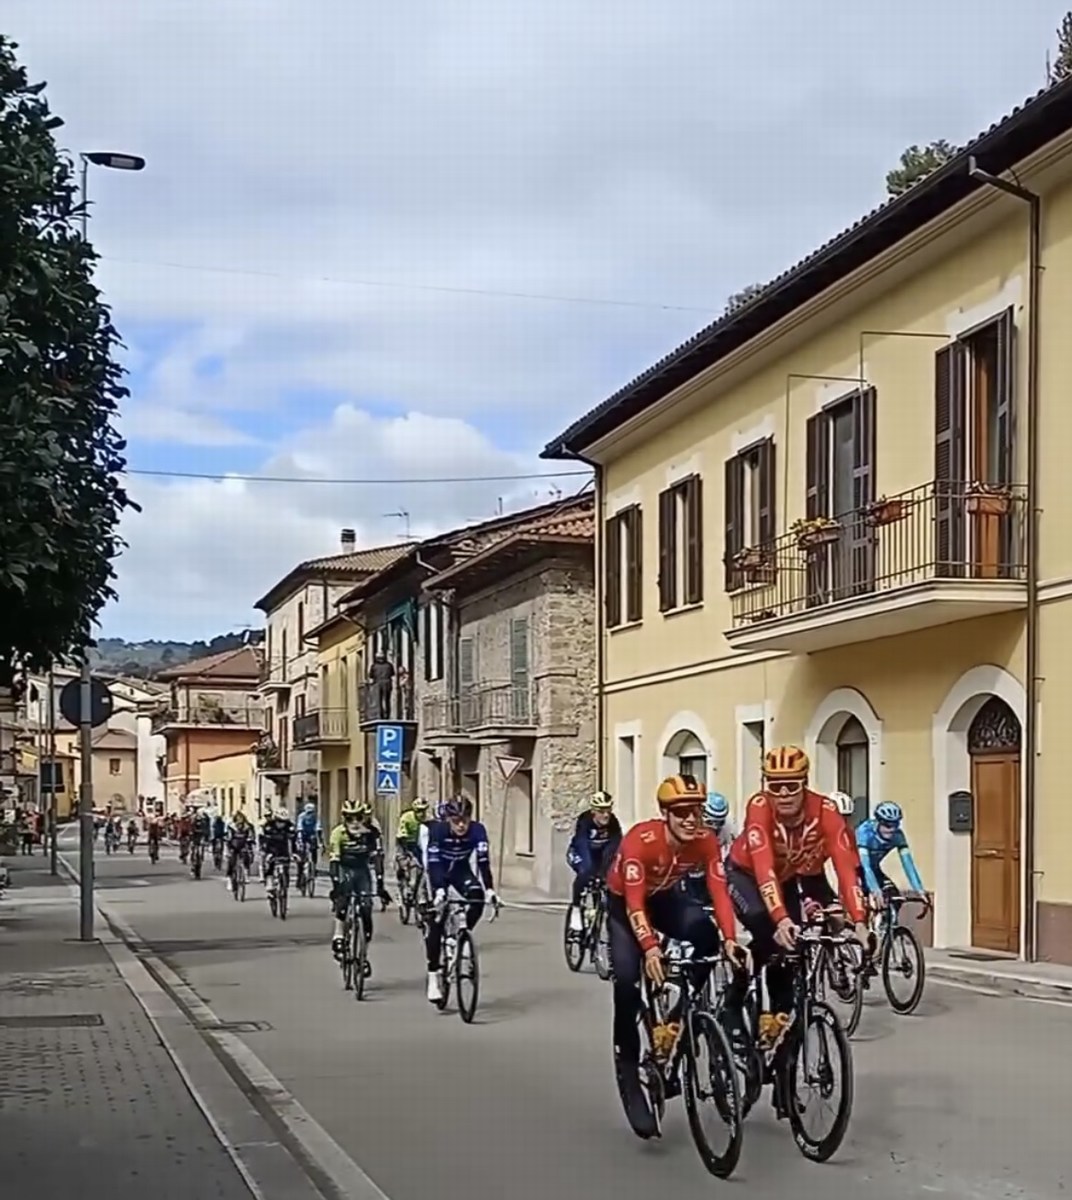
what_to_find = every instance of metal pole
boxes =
[47,668,57,876]
[78,662,95,941]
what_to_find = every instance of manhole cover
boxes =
[206,1020,273,1034]
[0,1013,104,1028]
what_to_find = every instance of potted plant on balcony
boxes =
[864,495,907,527]
[790,515,841,550]
[966,481,1012,516]
[730,545,775,585]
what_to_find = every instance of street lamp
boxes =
[79,150,146,239]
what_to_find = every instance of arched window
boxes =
[836,715,869,828]
[968,696,1022,754]
[665,730,708,787]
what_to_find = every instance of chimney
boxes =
[340,528,356,553]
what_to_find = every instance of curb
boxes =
[927,958,1072,1004]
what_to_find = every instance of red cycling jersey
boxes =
[728,790,865,925]
[607,818,737,954]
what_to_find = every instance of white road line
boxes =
[60,852,393,1200]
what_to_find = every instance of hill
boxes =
[91,632,263,679]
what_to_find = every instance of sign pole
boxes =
[78,661,95,941]
[47,668,57,877]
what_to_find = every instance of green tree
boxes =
[0,37,134,690]
[1049,12,1072,82]
[885,140,957,197]
[724,282,766,315]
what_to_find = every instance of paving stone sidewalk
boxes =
[0,860,253,1199]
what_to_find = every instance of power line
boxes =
[99,254,715,315]
[125,466,591,485]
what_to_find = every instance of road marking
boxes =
[60,852,392,1200]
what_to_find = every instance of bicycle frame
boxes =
[642,955,723,1091]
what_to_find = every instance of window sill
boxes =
[608,620,643,635]
[661,602,703,619]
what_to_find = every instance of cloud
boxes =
[5,0,1065,636]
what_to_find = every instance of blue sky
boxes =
[7,0,1071,639]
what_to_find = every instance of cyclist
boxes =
[856,802,926,907]
[566,790,622,930]
[211,811,227,865]
[606,775,745,1140]
[296,801,322,888]
[146,812,162,859]
[723,746,868,1054]
[225,811,256,890]
[260,806,295,900]
[328,800,391,965]
[177,807,193,862]
[424,796,498,1004]
[126,817,139,853]
[682,790,736,904]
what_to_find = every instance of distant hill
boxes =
[90,632,263,679]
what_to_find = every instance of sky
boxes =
[7,1,1069,640]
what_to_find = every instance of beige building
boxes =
[306,612,366,830]
[90,726,138,812]
[199,749,256,820]
[545,80,1072,965]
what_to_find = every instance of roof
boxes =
[90,726,137,751]
[253,542,415,613]
[543,76,1072,457]
[154,645,263,682]
[425,495,594,594]
[303,609,360,645]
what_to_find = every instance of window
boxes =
[336,767,349,806]
[666,730,707,787]
[604,505,643,627]
[239,783,247,806]
[339,658,349,711]
[658,474,703,611]
[281,628,289,673]
[740,719,765,803]
[109,757,121,775]
[836,716,870,829]
[510,617,530,721]
[458,636,475,724]
[724,439,775,590]
[297,601,305,645]
[616,734,637,827]
[423,602,445,682]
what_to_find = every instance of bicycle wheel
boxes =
[882,925,925,1014]
[456,929,480,1024]
[353,910,368,1001]
[783,1001,854,1162]
[193,850,202,880]
[306,864,317,898]
[591,906,612,981]
[822,943,864,1038]
[435,930,453,1012]
[683,1009,743,1178]
[342,912,355,991]
[563,904,586,972]
[279,876,289,920]
[399,878,414,926]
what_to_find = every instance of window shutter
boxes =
[994,306,1015,486]
[723,456,745,591]
[459,637,474,688]
[510,617,530,721]
[805,414,831,604]
[934,344,966,574]
[849,388,877,594]
[684,475,704,605]
[757,440,776,546]
[625,507,643,622]
[604,515,622,627]
[658,488,677,612]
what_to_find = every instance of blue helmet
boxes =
[704,792,730,825]
[874,802,903,827]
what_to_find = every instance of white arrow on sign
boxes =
[496,755,525,782]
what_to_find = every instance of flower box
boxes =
[966,489,1010,516]
[865,497,906,527]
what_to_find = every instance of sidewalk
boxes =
[0,860,254,1199]
[927,946,1072,1002]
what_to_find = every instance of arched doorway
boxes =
[835,716,870,829]
[665,730,708,787]
[968,696,1022,952]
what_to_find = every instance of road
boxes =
[66,835,1071,1200]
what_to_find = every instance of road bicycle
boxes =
[564,877,611,980]
[860,887,930,1015]
[295,842,318,898]
[340,888,377,1000]
[230,849,250,902]
[266,857,290,920]
[625,949,743,1178]
[190,839,205,880]
[396,852,424,927]
[432,894,499,1023]
[212,839,224,872]
[148,837,160,866]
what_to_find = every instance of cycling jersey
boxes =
[228,821,254,846]
[260,818,294,858]
[328,821,383,866]
[567,811,623,873]
[607,818,736,953]
[191,814,211,844]
[425,819,493,892]
[396,810,423,844]
[728,791,864,924]
[297,812,320,841]
[855,818,925,894]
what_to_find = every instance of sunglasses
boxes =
[665,803,704,819]
[766,780,804,798]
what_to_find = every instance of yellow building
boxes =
[303,611,365,830]
[545,81,1072,966]
[199,750,256,820]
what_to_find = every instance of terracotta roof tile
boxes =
[155,645,263,681]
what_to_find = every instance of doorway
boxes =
[968,696,1021,953]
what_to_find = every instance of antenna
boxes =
[384,509,411,540]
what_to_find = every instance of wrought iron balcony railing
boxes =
[422,682,535,736]
[358,678,415,725]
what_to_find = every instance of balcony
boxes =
[421,696,466,745]
[358,679,415,729]
[725,481,1028,654]
[293,708,350,748]
[258,655,291,694]
[422,681,536,743]
[152,704,267,735]
[255,736,287,774]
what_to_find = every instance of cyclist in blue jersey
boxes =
[855,802,925,907]
[682,791,736,904]
[423,796,498,1003]
[566,791,622,930]
[296,801,322,889]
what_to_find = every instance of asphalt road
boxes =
[67,836,1072,1200]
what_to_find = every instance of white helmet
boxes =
[829,790,855,817]
[276,805,290,821]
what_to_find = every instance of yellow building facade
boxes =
[545,84,1072,965]
[199,750,256,820]
[309,614,365,831]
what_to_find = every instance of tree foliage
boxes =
[885,139,957,197]
[724,281,766,315]
[0,37,135,689]
[1049,12,1072,82]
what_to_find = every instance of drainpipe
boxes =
[968,157,1041,962]
[558,449,604,792]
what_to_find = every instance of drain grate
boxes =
[207,1020,273,1034]
[0,1013,104,1029]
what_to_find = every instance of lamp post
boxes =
[78,151,146,240]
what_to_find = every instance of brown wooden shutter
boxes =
[625,507,643,622]
[804,414,830,604]
[658,488,677,612]
[757,440,776,546]
[934,343,967,575]
[723,456,745,590]
[684,476,704,605]
[604,515,622,627]
[849,388,877,594]
[994,306,1015,486]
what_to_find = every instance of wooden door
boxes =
[970,752,1020,952]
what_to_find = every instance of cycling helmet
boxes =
[874,802,903,826]
[763,746,809,781]
[276,805,290,821]
[590,790,614,811]
[656,774,705,811]
[704,792,730,824]
[829,790,855,817]
[411,797,429,815]
[441,795,473,821]
[341,799,369,820]
[303,801,316,813]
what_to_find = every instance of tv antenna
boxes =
[384,509,411,539]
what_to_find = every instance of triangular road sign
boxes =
[496,755,525,782]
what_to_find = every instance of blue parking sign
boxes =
[375,725,403,794]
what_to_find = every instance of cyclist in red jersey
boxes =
[606,774,746,1139]
[722,745,869,1047]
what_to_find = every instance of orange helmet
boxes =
[656,774,705,810]
[763,746,809,781]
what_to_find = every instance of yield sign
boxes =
[496,755,525,782]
